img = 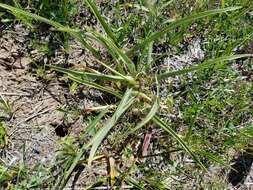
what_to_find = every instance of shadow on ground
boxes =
[228,150,253,187]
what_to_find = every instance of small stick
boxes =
[9,108,53,137]
[0,92,31,97]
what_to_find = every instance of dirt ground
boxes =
[0,24,59,164]
[0,23,109,188]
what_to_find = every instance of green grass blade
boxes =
[152,115,206,170]
[0,3,100,59]
[146,6,241,43]
[158,54,253,80]
[128,6,242,55]
[56,109,109,190]
[84,107,110,136]
[0,95,11,115]
[93,58,126,77]
[87,88,135,166]
[83,0,118,45]
[0,3,62,27]
[124,174,144,189]
[91,31,136,75]
[67,74,122,99]
[47,64,126,82]
[120,97,159,142]
[93,59,136,85]
[197,151,227,166]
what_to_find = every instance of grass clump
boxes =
[0,0,253,189]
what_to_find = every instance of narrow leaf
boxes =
[197,150,227,166]
[0,3,100,59]
[68,74,122,99]
[158,54,253,80]
[56,109,108,190]
[129,7,242,54]
[0,95,11,114]
[87,88,135,166]
[0,3,62,27]
[152,115,207,170]
[91,31,136,75]
[84,107,110,136]
[0,122,7,149]
[124,174,144,189]
[83,0,118,45]
[47,64,126,82]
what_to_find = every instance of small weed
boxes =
[0,95,12,120]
